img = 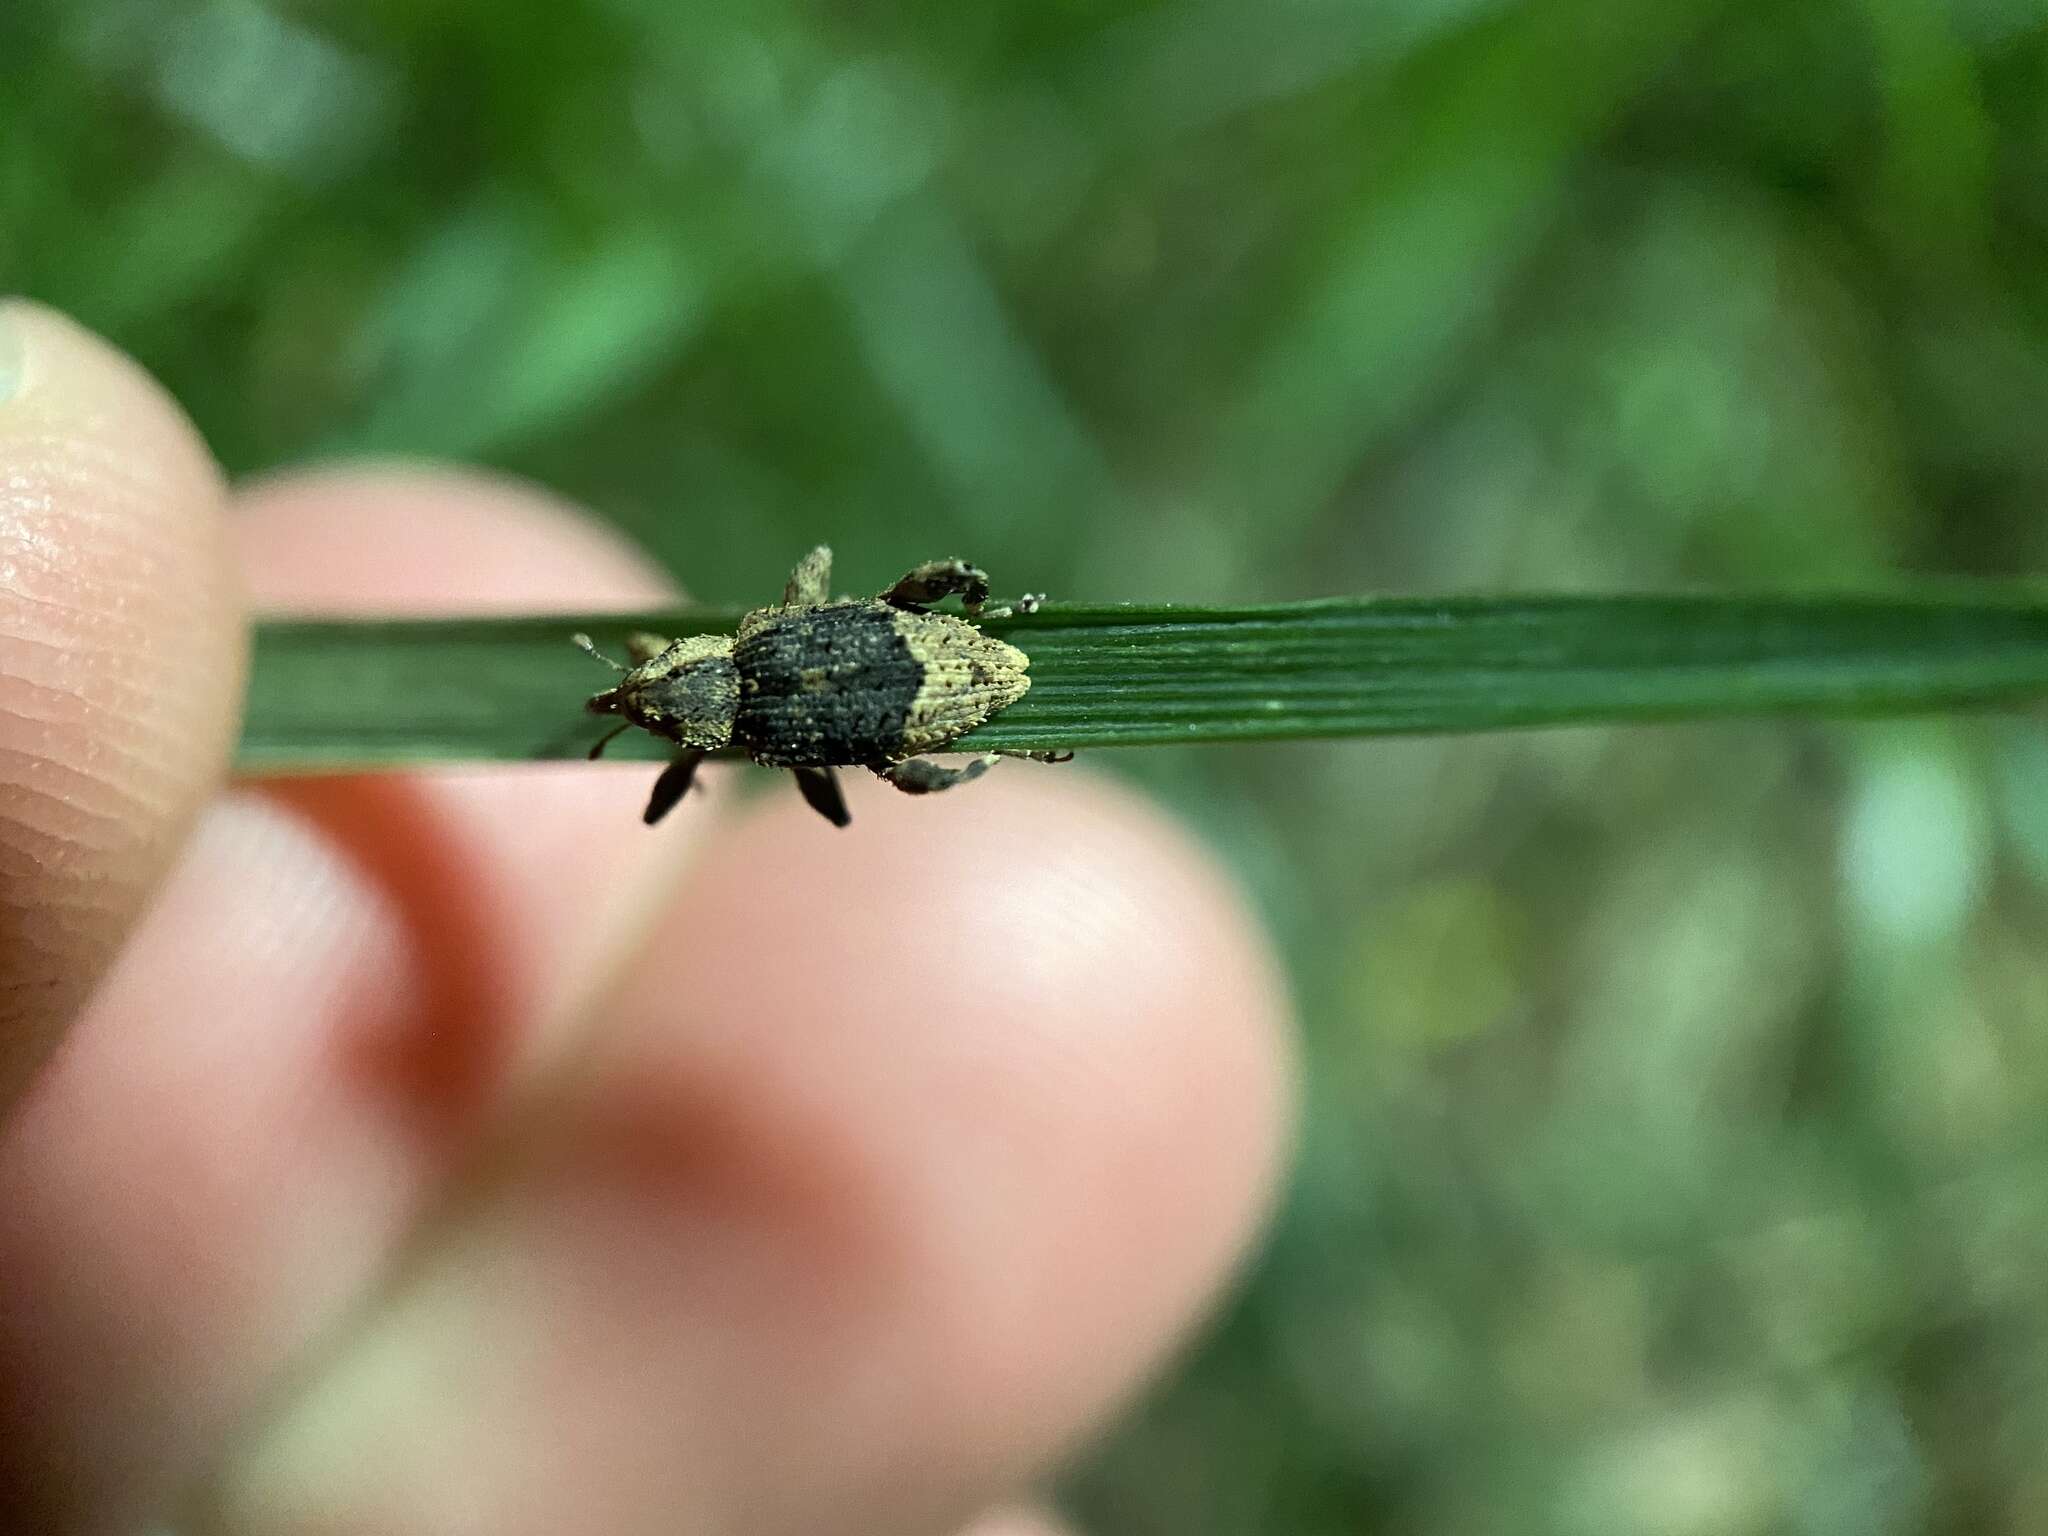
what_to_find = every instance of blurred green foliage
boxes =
[12,0,2048,1529]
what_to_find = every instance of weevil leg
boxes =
[625,632,672,665]
[643,750,707,826]
[880,558,991,616]
[999,749,1074,764]
[572,633,625,670]
[574,632,671,668]
[791,765,851,827]
[783,545,833,607]
[872,753,1000,795]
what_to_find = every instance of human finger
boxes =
[208,768,1296,1536]
[0,467,702,1531]
[0,300,242,1109]
[957,1508,1079,1536]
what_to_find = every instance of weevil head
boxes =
[587,633,739,751]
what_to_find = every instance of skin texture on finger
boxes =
[0,300,243,1108]
[0,470,709,1532]
[204,771,1295,1536]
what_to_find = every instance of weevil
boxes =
[576,545,1066,826]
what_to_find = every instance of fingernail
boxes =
[0,301,24,405]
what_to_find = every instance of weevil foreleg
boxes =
[643,750,708,825]
[791,765,851,827]
[625,632,672,665]
[880,558,991,616]
[783,545,834,607]
[588,721,632,760]
[572,632,671,669]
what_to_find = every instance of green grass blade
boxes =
[240,590,2048,770]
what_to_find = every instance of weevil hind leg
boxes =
[872,753,1000,796]
[791,765,851,827]
[643,750,708,825]
[999,749,1074,765]
[783,545,833,607]
[880,558,991,615]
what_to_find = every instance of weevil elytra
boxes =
[576,546,1067,826]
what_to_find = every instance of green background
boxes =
[11,1,2048,1529]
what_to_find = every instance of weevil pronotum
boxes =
[575,546,1068,826]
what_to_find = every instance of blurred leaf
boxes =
[242,587,2048,769]
[335,222,705,458]
[1857,0,1995,259]
[1215,0,1733,526]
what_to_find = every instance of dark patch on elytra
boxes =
[578,545,1047,827]
[732,603,923,767]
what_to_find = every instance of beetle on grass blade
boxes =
[575,546,1067,826]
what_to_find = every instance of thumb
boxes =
[0,301,243,1108]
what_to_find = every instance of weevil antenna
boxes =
[587,721,632,760]
[571,633,626,671]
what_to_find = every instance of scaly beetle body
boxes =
[578,546,1061,826]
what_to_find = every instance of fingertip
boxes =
[607,764,1299,1502]
[233,462,676,612]
[713,764,1300,1249]
[956,1506,1079,1536]
[0,300,242,1105]
[708,766,1300,1404]
[222,463,720,1089]
[0,466,711,1528]
[209,764,1294,1534]
[225,461,717,1068]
